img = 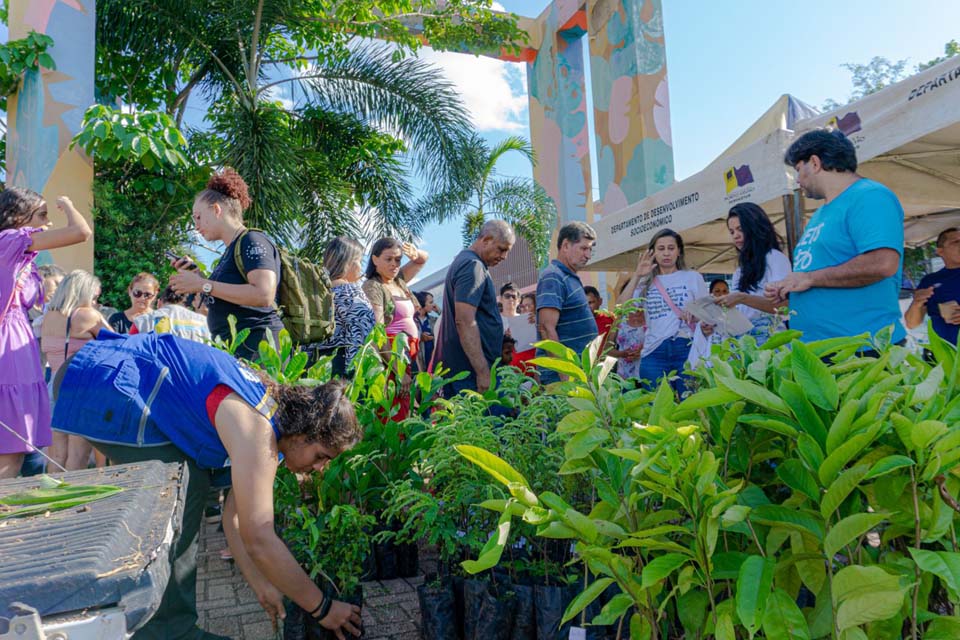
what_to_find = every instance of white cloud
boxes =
[416,47,529,132]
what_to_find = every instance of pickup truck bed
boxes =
[0,461,186,634]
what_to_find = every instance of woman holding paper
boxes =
[617,229,707,394]
[716,203,792,344]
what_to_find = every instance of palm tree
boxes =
[417,135,557,266]
[95,0,481,252]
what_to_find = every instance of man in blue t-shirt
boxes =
[536,221,600,383]
[905,227,960,344]
[765,130,905,344]
[433,220,515,394]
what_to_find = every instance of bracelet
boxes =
[308,597,325,617]
[312,590,333,620]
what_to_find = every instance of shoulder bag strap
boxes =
[64,310,75,361]
[652,277,696,332]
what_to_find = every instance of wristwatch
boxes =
[201,281,213,295]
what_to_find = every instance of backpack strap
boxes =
[652,277,697,332]
[232,228,279,310]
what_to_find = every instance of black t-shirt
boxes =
[433,249,502,375]
[205,230,284,341]
[108,311,134,334]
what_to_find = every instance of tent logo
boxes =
[724,165,754,194]
[828,111,862,136]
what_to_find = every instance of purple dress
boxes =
[0,227,51,455]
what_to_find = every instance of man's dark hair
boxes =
[500,282,518,296]
[937,227,960,248]
[414,291,433,307]
[502,335,517,346]
[556,221,596,250]
[583,285,601,299]
[159,286,186,306]
[784,129,858,173]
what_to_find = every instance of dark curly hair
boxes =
[365,237,402,281]
[196,168,251,219]
[783,129,857,173]
[273,379,361,451]
[728,203,782,294]
[0,186,45,232]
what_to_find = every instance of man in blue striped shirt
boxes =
[536,222,599,384]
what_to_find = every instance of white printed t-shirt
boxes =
[636,270,708,357]
[730,249,792,322]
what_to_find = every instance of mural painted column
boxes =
[588,0,672,215]
[7,0,95,270]
[588,0,672,297]
[526,2,595,237]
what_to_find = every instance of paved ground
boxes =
[196,518,424,639]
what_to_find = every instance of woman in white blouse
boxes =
[717,202,792,344]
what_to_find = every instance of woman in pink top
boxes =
[361,237,429,420]
[41,270,110,470]
[0,189,92,478]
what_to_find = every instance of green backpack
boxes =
[234,230,335,345]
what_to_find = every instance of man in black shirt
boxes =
[433,220,515,393]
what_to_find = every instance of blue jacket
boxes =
[53,331,279,469]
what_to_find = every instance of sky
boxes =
[412,0,960,279]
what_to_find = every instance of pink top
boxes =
[386,295,419,338]
[43,333,92,378]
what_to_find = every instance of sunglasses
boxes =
[131,289,156,299]
[502,293,518,300]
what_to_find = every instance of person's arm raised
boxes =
[216,395,361,638]
[454,301,491,392]
[399,242,428,282]
[28,197,92,252]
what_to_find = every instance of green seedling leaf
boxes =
[762,588,811,640]
[565,427,609,460]
[640,553,689,589]
[461,508,512,574]
[750,505,824,539]
[820,464,869,519]
[832,565,903,605]
[913,364,945,404]
[675,386,741,414]
[556,410,597,434]
[776,459,820,503]
[791,341,839,410]
[836,587,908,632]
[561,577,614,624]
[779,379,829,448]
[455,445,531,489]
[925,616,960,640]
[591,593,633,626]
[796,433,825,473]
[717,375,790,415]
[736,555,774,638]
[739,414,799,438]
[864,455,914,480]
[528,357,586,382]
[908,548,960,595]
[824,512,887,559]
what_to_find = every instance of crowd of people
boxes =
[0,128,953,639]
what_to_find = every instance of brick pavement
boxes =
[196,518,424,639]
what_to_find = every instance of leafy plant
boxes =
[0,475,123,519]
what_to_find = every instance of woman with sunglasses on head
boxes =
[108,272,160,334]
[0,188,92,478]
[40,270,110,470]
[716,203,792,344]
[617,228,707,394]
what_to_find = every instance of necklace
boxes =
[227,226,247,246]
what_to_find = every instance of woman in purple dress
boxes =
[0,188,92,478]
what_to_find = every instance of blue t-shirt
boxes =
[536,260,598,360]
[790,179,905,343]
[918,268,960,344]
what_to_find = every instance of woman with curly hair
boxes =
[716,202,792,344]
[170,168,283,361]
[53,331,364,639]
[0,188,91,478]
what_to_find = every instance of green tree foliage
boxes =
[823,39,959,110]
[0,31,56,179]
[416,135,557,266]
[91,0,525,251]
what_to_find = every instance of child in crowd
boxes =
[686,279,730,370]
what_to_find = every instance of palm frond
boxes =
[302,42,474,193]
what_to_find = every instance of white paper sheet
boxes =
[506,314,539,352]
[685,296,755,336]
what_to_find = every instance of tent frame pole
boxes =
[783,189,804,264]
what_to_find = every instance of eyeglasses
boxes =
[502,293,518,300]
[131,289,156,299]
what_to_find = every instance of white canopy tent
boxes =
[587,57,960,274]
